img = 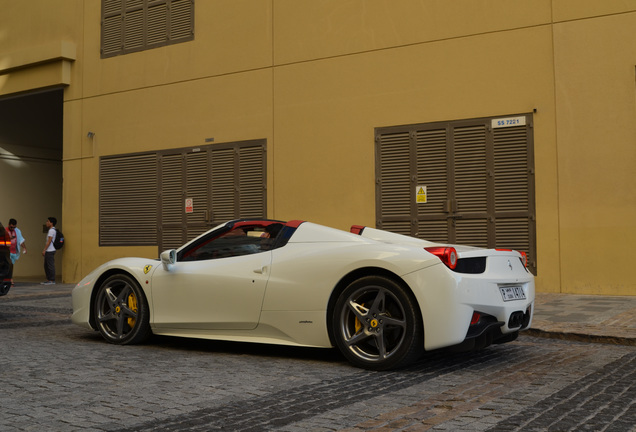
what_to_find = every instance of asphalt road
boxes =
[1,284,634,432]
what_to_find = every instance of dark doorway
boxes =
[0,88,64,279]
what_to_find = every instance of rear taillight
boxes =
[0,232,9,247]
[424,246,458,270]
[470,312,481,325]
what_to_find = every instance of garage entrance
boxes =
[0,89,64,279]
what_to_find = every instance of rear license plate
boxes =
[499,286,526,302]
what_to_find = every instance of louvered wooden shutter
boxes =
[169,0,194,41]
[184,151,209,240]
[159,153,185,250]
[147,3,168,46]
[210,147,236,223]
[376,114,536,274]
[238,146,266,218]
[210,142,267,224]
[124,8,144,50]
[100,153,158,245]
[185,152,208,224]
[493,123,536,270]
[102,0,124,56]
[99,140,267,248]
[376,131,412,235]
[101,0,194,58]
[416,128,449,241]
[453,124,489,247]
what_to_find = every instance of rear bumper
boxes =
[404,261,535,351]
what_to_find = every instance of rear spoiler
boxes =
[350,225,365,235]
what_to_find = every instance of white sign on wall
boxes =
[492,116,526,129]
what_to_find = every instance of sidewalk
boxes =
[527,292,636,346]
[5,282,636,346]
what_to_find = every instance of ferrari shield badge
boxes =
[144,265,152,274]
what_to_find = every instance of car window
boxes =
[180,224,283,262]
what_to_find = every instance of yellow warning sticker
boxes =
[416,186,427,203]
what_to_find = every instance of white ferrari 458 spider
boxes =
[72,219,534,370]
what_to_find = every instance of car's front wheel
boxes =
[332,275,423,370]
[94,274,151,344]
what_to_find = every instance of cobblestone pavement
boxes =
[0,284,634,431]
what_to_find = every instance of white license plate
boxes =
[499,286,526,302]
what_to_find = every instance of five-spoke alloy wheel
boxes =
[94,273,151,344]
[332,276,423,370]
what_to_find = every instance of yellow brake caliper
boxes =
[127,293,138,328]
[354,303,365,333]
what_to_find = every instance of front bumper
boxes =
[71,280,96,330]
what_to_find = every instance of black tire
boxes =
[332,275,423,370]
[94,274,151,345]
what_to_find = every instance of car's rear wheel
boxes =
[332,275,423,370]
[94,274,151,344]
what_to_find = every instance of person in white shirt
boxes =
[41,217,57,285]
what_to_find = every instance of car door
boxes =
[150,227,273,330]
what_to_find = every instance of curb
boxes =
[525,328,636,347]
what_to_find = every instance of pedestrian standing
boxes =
[41,217,57,285]
[6,218,27,287]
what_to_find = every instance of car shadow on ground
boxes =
[72,330,348,365]
[152,334,348,364]
[72,329,529,373]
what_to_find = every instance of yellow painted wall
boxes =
[552,12,636,294]
[273,0,552,64]
[59,1,275,281]
[81,0,272,97]
[272,5,561,292]
[2,1,635,294]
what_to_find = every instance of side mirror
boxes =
[160,249,176,269]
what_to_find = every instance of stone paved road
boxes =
[0,286,634,431]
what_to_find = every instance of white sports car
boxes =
[71,219,534,370]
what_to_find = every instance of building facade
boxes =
[1,0,634,295]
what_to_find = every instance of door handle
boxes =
[253,266,265,274]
